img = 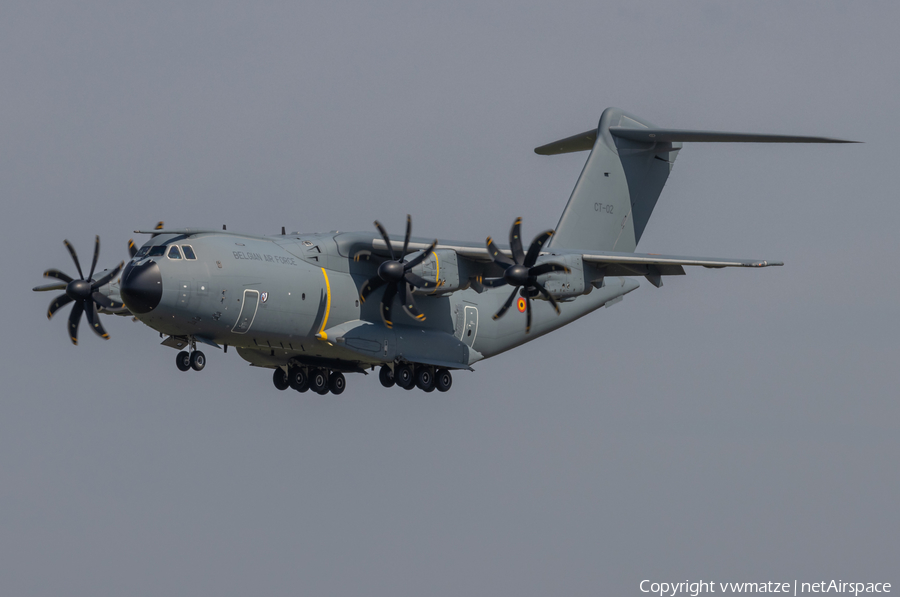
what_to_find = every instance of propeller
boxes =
[482,217,569,333]
[35,236,125,345]
[353,215,439,328]
[128,221,165,257]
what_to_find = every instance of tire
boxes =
[329,371,346,395]
[435,369,452,393]
[273,368,289,391]
[415,367,435,392]
[176,351,191,371]
[394,364,413,389]
[310,368,329,394]
[379,366,395,388]
[190,351,206,371]
[289,367,309,392]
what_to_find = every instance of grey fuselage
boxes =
[119,230,638,372]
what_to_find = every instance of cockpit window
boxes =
[147,246,166,257]
[167,245,183,260]
[135,246,151,258]
[181,245,197,260]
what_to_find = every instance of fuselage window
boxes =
[147,246,166,257]
[167,245,183,260]
[135,246,151,258]
[181,245,197,260]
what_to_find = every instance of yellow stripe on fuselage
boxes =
[319,268,332,340]
[430,251,440,294]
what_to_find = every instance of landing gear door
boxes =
[232,289,260,334]
[462,306,477,347]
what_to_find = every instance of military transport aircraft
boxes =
[33,108,854,394]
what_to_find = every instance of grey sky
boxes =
[2,1,897,595]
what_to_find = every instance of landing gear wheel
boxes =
[288,367,309,392]
[395,364,414,390]
[415,367,435,392]
[329,371,346,395]
[176,351,191,372]
[273,368,289,391]
[379,366,395,388]
[435,369,452,392]
[190,351,206,371]
[310,368,329,395]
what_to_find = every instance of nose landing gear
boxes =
[175,350,207,371]
[190,351,206,371]
[174,337,208,373]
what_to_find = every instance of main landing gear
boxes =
[379,364,452,393]
[272,366,347,395]
[271,363,454,395]
[176,350,206,372]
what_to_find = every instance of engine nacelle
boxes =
[535,253,586,300]
[408,249,464,295]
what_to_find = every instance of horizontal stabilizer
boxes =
[534,127,857,155]
[534,129,598,155]
[608,127,858,144]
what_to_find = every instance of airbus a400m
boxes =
[34,108,853,395]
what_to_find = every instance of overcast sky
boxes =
[2,2,898,595]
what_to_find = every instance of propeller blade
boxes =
[88,235,100,281]
[524,230,554,267]
[486,237,514,266]
[404,271,439,290]
[402,214,411,257]
[481,277,509,288]
[43,268,73,284]
[67,300,84,345]
[493,287,519,320]
[403,239,438,270]
[128,239,137,258]
[84,300,110,339]
[532,280,561,314]
[63,240,85,279]
[92,292,124,310]
[380,282,397,328]
[525,295,532,333]
[528,261,569,277]
[33,282,67,292]
[509,217,525,264]
[359,276,386,304]
[399,283,425,321]
[374,221,395,260]
[48,294,74,320]
[91,261,124,290]
[151,221,165,237]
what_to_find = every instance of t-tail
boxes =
[540,107,856,253]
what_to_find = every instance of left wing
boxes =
[581,250,782,287]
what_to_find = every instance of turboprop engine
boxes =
[536,253,587,300]
[407,249,465,296]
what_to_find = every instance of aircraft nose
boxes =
[120,260,163,314]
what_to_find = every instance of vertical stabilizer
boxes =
[544,108,680,253]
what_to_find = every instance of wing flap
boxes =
[583,251,782,268]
